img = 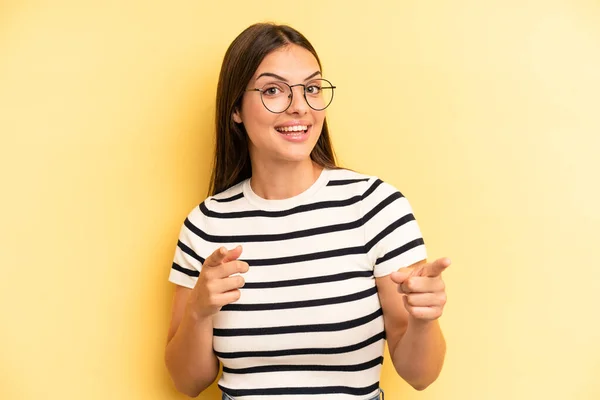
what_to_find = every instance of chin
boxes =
[276,152,314,164]
[272,141,318,163]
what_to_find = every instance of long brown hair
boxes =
[208,23,337,196]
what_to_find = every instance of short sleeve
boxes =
[362,179,428,277]
[168,212,206,289]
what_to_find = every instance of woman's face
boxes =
[233,44,326,166]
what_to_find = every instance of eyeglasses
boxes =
[247,78,336,114]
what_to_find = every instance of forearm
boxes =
[391,318,446,390]
[165,307,219,397]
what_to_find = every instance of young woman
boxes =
[165,23,450,400]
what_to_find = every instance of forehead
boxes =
[253,44,321,81]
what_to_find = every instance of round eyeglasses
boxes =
[247,78,336,114]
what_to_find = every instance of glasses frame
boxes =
[246,78,336,114]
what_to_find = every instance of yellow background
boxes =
[1,1,599,399]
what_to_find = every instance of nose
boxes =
[286,85,309,115]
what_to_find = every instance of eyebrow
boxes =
[255,70,322,82]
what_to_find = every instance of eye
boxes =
[263,86,281,96]
[306,84,322,95]
[260,82,287,97]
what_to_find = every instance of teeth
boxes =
[276,125,308,133]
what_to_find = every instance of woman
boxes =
[165,23,450,400]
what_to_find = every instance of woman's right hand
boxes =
[186,245,248,319]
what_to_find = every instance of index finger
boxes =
[422,257,451,277]
[203,246,228,268]
[204,245,244,268]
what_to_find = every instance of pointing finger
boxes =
[421,257,451,278]
[400,276,446,294]
[204,245,243,268]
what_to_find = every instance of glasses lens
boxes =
[305,79,334,111]
[259,82,292,113]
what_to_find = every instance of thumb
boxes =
[421,257,451,277]
[203,246,230,267]
[390,269,411,285]
[223,245,243,263]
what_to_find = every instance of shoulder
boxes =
[206,180,246,206]
[326,168,403,200]
[181,180,247,225]
[201,180,247,212]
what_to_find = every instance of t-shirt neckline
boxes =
[242,168,331,211]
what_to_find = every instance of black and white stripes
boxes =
[169,168,427,399]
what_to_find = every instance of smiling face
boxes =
[233,44,326,167]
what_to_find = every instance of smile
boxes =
[275,125,309,133]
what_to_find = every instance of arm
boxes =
[164,285,219,397]
[376,259,449,390]
[360,178,449,388]
[165,246,247,397]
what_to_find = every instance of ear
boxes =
[233,108,243,124]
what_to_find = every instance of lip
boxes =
[275,124,312,143]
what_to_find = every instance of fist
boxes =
[390,258,451,321]
[187,245,249,319]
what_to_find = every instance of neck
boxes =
[249,158,323,200]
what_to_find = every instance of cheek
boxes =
[313,111,326,130]
[242,99,276,132]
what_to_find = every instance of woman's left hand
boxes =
[390,258,451,321]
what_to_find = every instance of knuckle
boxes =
[222,261,234,273]
[224,262,235,275]
[206,280,218,293]
[203,266,216,277]
[208,294,220,306]
[439,293,447,305]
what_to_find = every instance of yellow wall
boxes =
[1,1,599,399]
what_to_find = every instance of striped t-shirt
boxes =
[169,168,427,400]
